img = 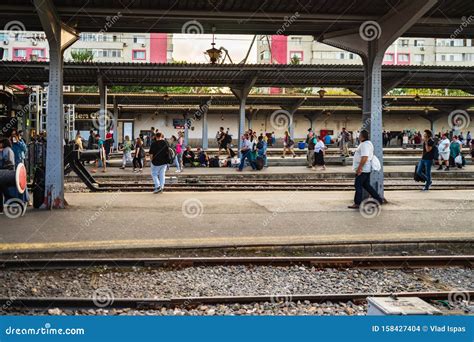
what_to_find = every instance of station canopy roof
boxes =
[62,93,474,109]
[3,61,474,93]
[0,0,473,38]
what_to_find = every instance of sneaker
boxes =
[175,170,181,173]
[445,167,450,171]
[153,189,160,194]
[437,166,443,170]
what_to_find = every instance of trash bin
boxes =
[298,141,306,150]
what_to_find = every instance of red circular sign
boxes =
[16,163,27,194]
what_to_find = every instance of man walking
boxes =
[416,130,435,191]
[237,133,256,171]
[149,132,170,194]
[348,130,386,209]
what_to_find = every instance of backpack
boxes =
[209,157,220,167]
[432,145,439,160]
[168,146,175,164]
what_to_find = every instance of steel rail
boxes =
[1,291,471,310]
[1,256,472,270]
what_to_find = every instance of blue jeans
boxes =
[239,150,256,171]
[151,164,167,190]
[417,159,432,189]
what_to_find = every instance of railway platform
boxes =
[1,190,473,254]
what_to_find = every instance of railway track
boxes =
[1,291,470,310]
[2,256,471,313]
[2,255,472,270]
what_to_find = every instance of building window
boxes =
[13,48,26,58]
[336,52,346,59]
[133,35,146,44]
[290,37,302,45]
[399,39,409,47]
[414,54,425,63]
[71,48,122,58]
[132,50,146,60]
[397,53,410,63]
[31,49,45,58]
[384,53,394,62]
[259,50,270,61]
[0,33,7,42]
[414,40,425,47]
[14,33,26,42]
[289,51,303,60]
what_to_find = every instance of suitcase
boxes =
[255,156,264,170]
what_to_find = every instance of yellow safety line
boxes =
[0,232,472,252]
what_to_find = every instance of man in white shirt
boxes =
[437,134,450,171]
[237,133,256,171]
[348,130,386,209]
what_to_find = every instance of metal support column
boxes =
[34,0,78,209]
[98,75,107,140]
[183,112,190,147]
[231,76,257,155]
[319,0,437,199]
[202,108,208,150]
[245,108,259,131]
[281,98,306,140]
[113,96,119,150]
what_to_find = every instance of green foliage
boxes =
[389,88,470,96]
[70,50,94,62]
[290,55,301,65]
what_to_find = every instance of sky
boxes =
[172,34,258,64]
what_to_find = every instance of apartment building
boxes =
[257,35,474,66]
[0,31,173,63]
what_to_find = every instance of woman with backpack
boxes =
[132,137,145,173]
[281,131,296,158]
